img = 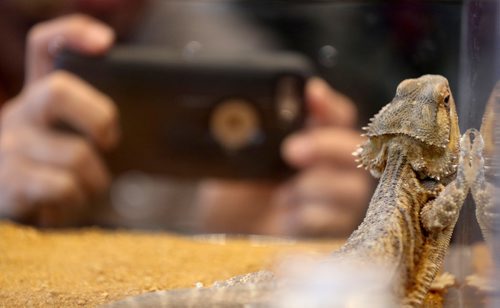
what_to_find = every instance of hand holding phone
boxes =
[56,47,314,179]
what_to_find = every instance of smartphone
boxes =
[55,47,313,179]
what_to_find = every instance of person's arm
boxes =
[0,14,119,227]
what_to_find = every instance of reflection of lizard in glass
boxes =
[466,81,500,292]
[470,81,500,244]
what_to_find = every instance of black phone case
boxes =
[55,47,313,179]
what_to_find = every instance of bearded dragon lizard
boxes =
[339,74,472,306]
[106,75,473,307]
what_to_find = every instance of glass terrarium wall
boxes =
[35,0,461,234]
[454,0,500,306]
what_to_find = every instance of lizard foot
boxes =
[429,272,456,292]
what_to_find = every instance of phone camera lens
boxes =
[210,99,261,151]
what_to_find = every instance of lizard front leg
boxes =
[404,130,472,307]
[420,129,472,233]
[470,129,497,244]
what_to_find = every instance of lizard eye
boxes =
[443,94,450,111]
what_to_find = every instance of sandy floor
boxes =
[0,221,341,307]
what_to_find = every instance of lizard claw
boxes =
[460,128,480,184]
[468,128,484,153]
[460,128,477,157]
[469,129,485,174]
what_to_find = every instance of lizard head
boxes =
[355,75,460,180]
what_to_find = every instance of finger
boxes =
[291,166,372,208]
[272,185,361,238]
[1,127,111,196]
[275,167,371,237]
[10,71,120,150]
[291,201,359,237]
[196,180,276,234]
[282,127,366,168]
[0,157,86,220]
[306,77,357,127]
[26,14,114,83]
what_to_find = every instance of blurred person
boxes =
[0,0,373,237]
